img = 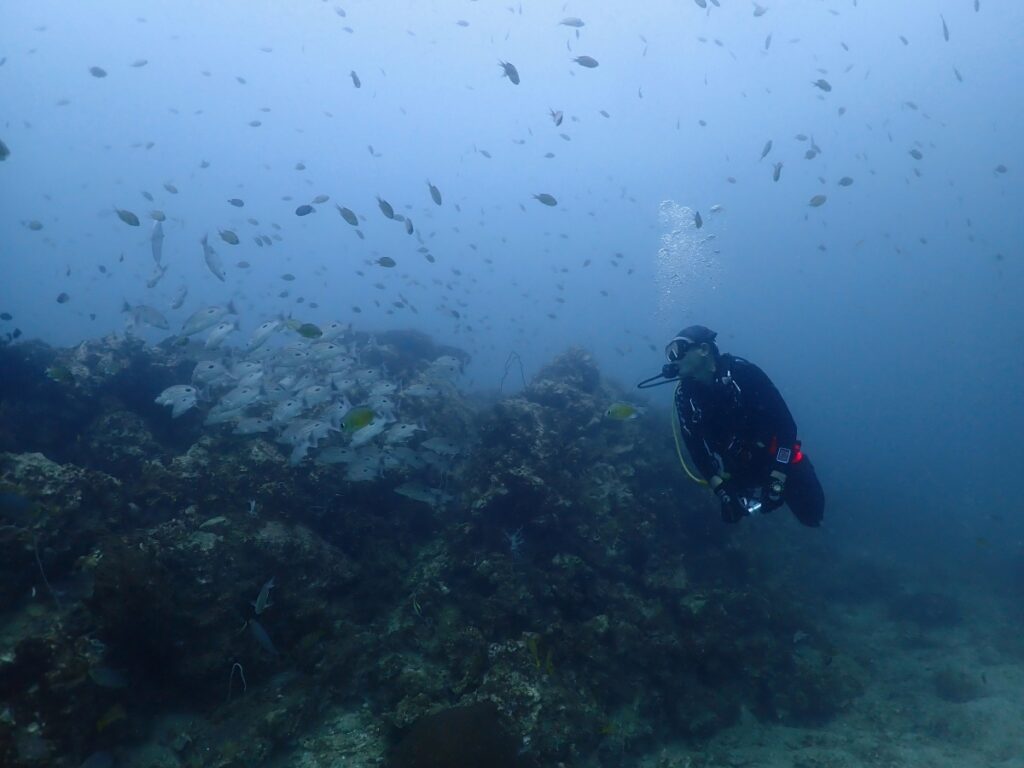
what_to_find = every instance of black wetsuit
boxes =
[674,353,824,527]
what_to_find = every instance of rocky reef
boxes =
[0,335,865,768]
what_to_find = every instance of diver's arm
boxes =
[744,363,798,455]
[675,391,721,482]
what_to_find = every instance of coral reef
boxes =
[0,336,866,767]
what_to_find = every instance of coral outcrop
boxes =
[0,337,864,767]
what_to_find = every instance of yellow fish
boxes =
[605,402,643,421]
[343,408,375,431]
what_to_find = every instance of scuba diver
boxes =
[639,325,824,527]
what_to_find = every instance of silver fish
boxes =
[421,436,461,456]
[205,320,238,349]
[252,577,275,614]
[316,446,358,465]
[247,319,280,350]
[192,359,232,386]
[219,385,261,411]
[150,220,164,264]
[301,384,332,408]
[385,423,422,444]
[123,301,169,330]
[145,264,168,289]
[170,284,188,310]
[181,302,235,336]
[155,384,198,418]
[350,418,387,448]
[273,398,305,424]
[201,234,226,282]
[235,417,273,435]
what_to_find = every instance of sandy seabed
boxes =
[644,594,1024,768]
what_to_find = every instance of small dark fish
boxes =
[130,58,147,67]
[227,198,245,207]
[994,164,1007,174]
[560,17,585,27]
[941,14,949,42]
[809,194,827,207]
[909,148,923,160]
[376,256,396,268]
[0,312,11,320]
[574,55,599,68]
[163,182,178,194]
[812,79,832,92]
[377,196,395,218]
[753,3,767,17]
[115,208,140,226]
[838,176,854,186]
[765,33,772,51]
[219,229,240,245]
[281,273,296,281]
[760,139,773,160]
[57,292,70,303]
[428,181,442,205]
[89,65,107,78]
[899,35,909,45]
[953,67,963,82]
[311,194,330,204]
[295,204,314,216]
[248,619,279,656]
[550,109,563,126]
[772,162,783,182]
[350,70,361,88]
[0,138,9,161]
[499,60,520,85]
[694,0,707,7]
[533,193,558,206]
[336,205,359,225]
[694,210,703,228]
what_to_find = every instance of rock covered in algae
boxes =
[0,334,869,767]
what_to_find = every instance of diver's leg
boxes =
[783,456,824,527]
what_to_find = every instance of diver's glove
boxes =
[713,481,747,524]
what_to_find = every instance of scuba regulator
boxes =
[636,362,680,389]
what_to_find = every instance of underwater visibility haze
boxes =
[1,1,1023,767]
